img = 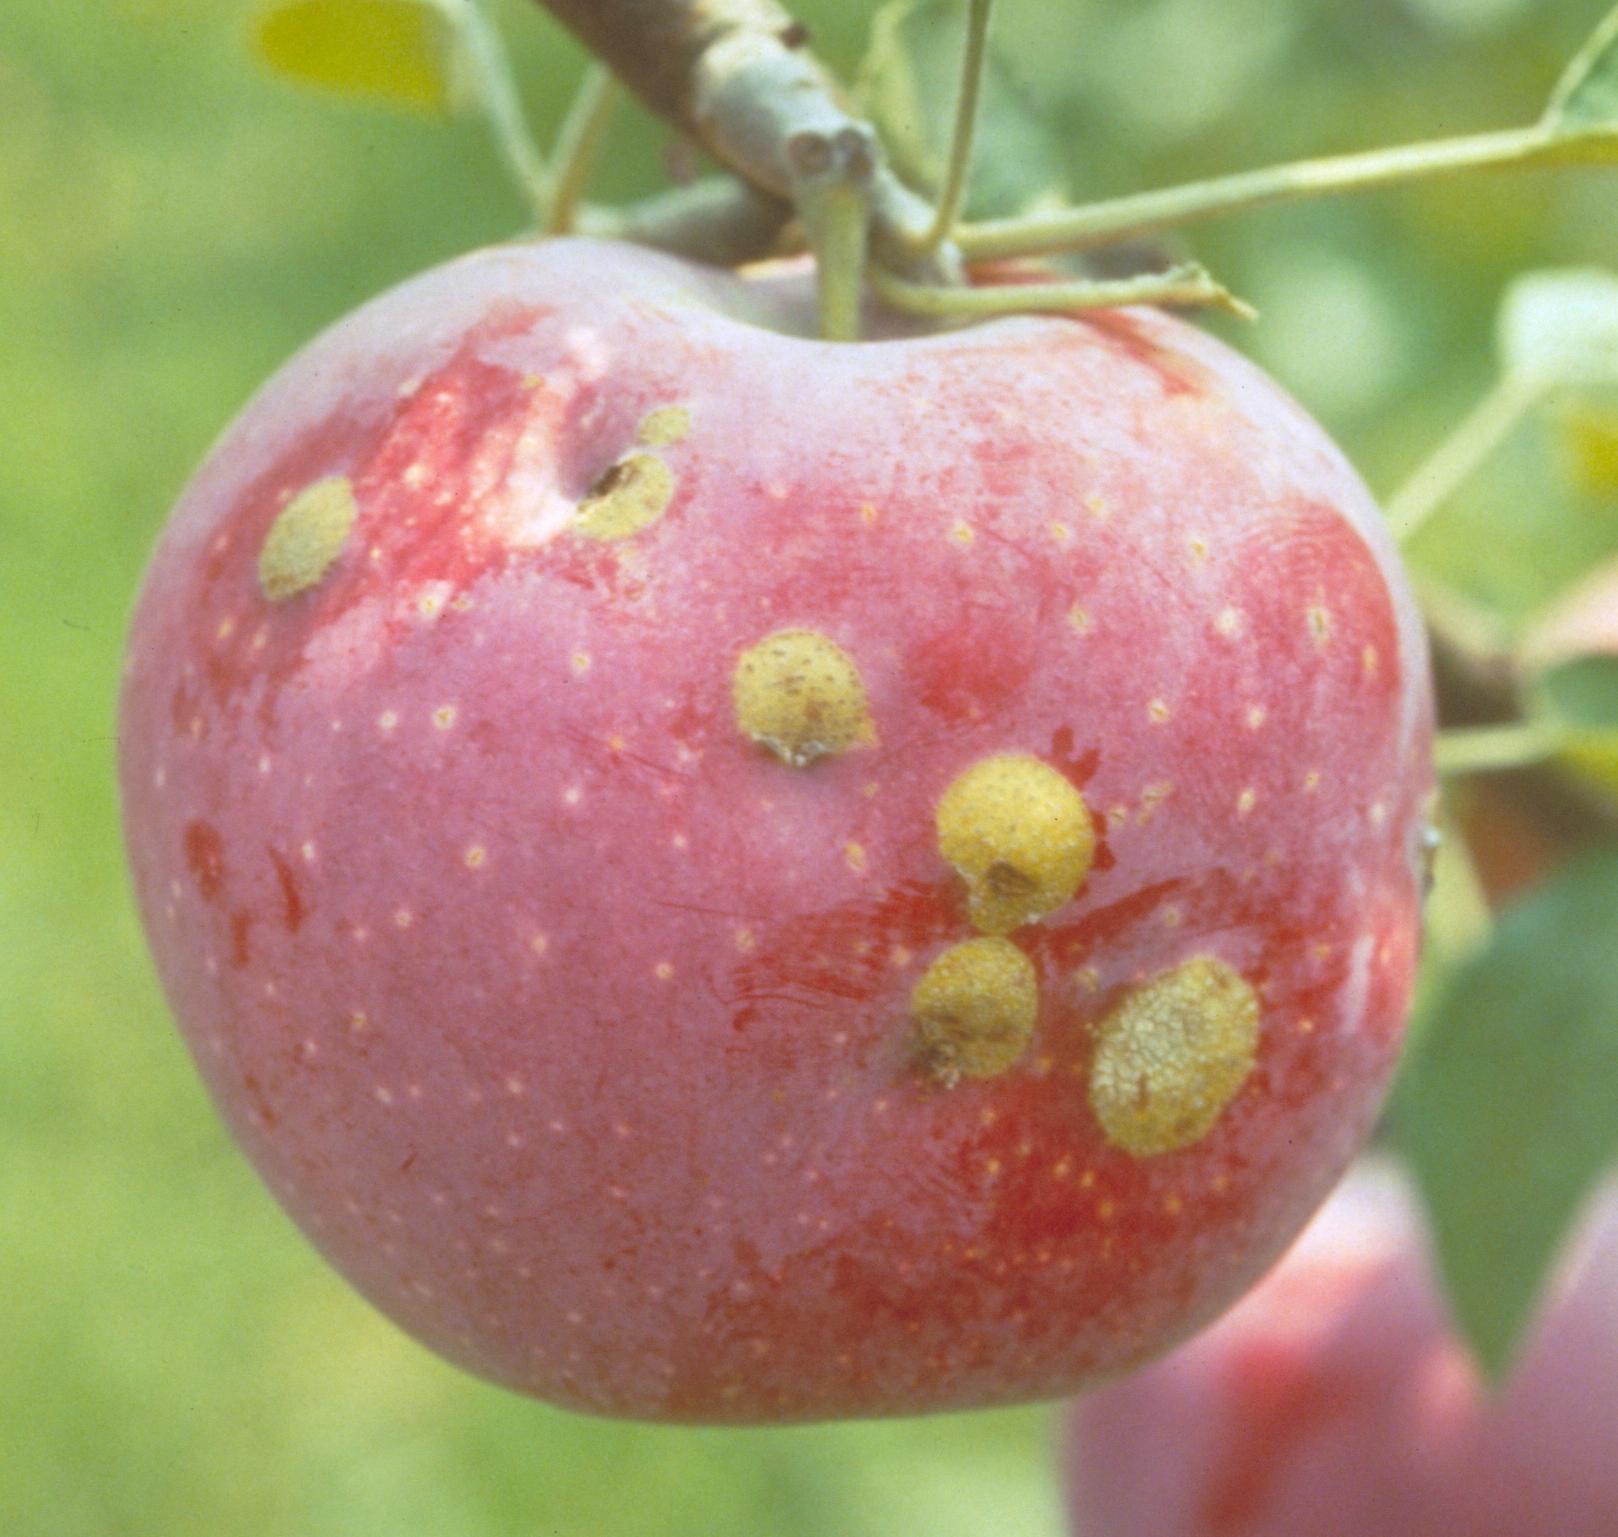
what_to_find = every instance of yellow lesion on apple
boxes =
[731,629,875,767]
[572,453,676,541]
[935,754,1095,934]
[1087,956,1259,1157]
[636,404,691,447]
[911,937,1039,1083]
[257,476,358,601]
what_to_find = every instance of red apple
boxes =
[118,237,1433,1422]
[1063,1161,1618,1536]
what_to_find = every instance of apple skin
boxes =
[119,237,1433,1422]
[1062,1162,1618,1537]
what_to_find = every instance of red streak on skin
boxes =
[726,880,960,1032]
[183,821,224,902]
[266,846,307,933]
[230,910,253,970]
[242,1073,279,1131]
[1079,311,1205,398]
[1047,726,1100,788]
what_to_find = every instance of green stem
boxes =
[956,125,1576,260]
[906,0,994,257]
[1386,376,1544,545]
[546,66,617,233]
[871,262,1254,321]
[1435,719,1568,777]
[798,178,871,341]
[444,0,552,224]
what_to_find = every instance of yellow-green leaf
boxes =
[254,0,459,114]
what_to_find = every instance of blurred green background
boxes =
[4,2,1617,1533]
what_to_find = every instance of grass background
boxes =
[3,1,1616,1533]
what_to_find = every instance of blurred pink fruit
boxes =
[1064,1160,1618,1536]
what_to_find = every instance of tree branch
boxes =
[530,0,952,278]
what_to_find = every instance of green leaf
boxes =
[1394,854,1618,1379]
[1536,654,1618,730]
[253,0,462,114]
[857,0,1068,223]
[1498,269,1618,387]
[1545,4,1618,131]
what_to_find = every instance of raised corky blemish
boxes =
[731,629,874,767]
[573,453,675,541]
[1088,956,1260,1157]
[258,476,357,600]
[936,754,1094,934]
[911,937,1038,1083]
[636,404,691,447]
[1138,782,1174,825]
